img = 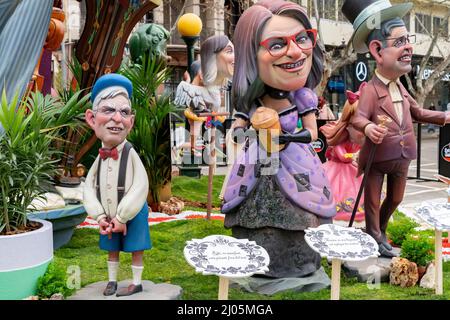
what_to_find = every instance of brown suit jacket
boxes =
[352,75,446,172]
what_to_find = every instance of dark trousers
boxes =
[364,158,411,243]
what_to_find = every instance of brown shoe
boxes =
[116,284,143,297]
[103,281,117,296]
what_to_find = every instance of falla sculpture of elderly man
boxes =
[174,35,234,155]
[221,0,336,290]
[342,0,450,257]
[83,73,151,297]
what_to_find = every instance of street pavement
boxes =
[399,128,447,225]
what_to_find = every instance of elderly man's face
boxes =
[85,94,134,149]
[376,26,413,80]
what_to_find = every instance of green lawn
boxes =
[172,175,225,209]
[53,175,450,300]
[55,218,450,300]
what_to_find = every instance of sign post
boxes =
[305,224,379,300]
[198,112,229,220]
[414,197,450,295]
[184,235,270,300]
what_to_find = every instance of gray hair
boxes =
[366,17,406,48]
[200,35,231,86]
[92,86,131,110]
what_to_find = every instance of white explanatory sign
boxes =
[414,200,450,295]
[184,235,270,279]
[414,201,450,231]
[305,224,379,261]
[305,224,379,300]
[184,235,270,300]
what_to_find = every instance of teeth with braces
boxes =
[279,60,304,69]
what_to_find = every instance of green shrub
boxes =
[386,214,419,246]
[400,233,434,267]
[36,263,74,299]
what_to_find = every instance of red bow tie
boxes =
[99,147,119,160]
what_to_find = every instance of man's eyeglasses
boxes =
[260,29,318,58]
[94,105,135,118]
[384,34,416,48]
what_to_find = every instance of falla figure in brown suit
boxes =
[342,0,450,257]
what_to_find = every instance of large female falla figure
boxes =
[174,35,234,155]
[222,0,336,278]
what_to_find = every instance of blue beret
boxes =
[91,73,133,102]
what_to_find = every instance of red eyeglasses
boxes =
[260,29,318,57]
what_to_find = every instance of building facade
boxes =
[58,0,449,111]
[309,0,450,112]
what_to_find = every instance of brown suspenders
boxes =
[96,142,133,204]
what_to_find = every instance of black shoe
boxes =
[381,233,392,251]
[116,284,143,297]
[103,281,117,296]
[381,241,392,251]
[378,243,398,258]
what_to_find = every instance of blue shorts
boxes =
[99,203,152,252]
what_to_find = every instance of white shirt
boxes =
[375,70,404,125]
[83,140,149,224]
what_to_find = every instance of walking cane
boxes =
[348,115,392,227]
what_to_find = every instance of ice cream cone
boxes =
[250,107,284,153]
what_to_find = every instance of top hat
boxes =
[342,0,412,53]
[91,73,133,104]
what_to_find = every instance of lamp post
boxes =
[177,13,202,80]
[177,13,203,177]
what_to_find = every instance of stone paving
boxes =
[68,280,182,300]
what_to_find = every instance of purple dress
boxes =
[222,89,336,278]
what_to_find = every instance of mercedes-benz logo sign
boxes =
[356,62,367,82]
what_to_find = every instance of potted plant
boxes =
[400,232,434,281]
[0,89,89,299]
[26,58,92,250]
[120,53,181,211]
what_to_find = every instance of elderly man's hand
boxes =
[364,123,388,144]
[111,217,127,236]
[99,218,112,236]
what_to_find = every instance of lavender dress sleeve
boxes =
[293,87,318,116]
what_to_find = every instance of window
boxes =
[163,0,184,44]
[433,16,449,36]
[415,13,432,34]
[315,0,337,20]
[144,12,153,23]
[337,0,346,22]
[309,0,348,22]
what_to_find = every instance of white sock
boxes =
[132,265,144,286]
[107,261,119,282]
